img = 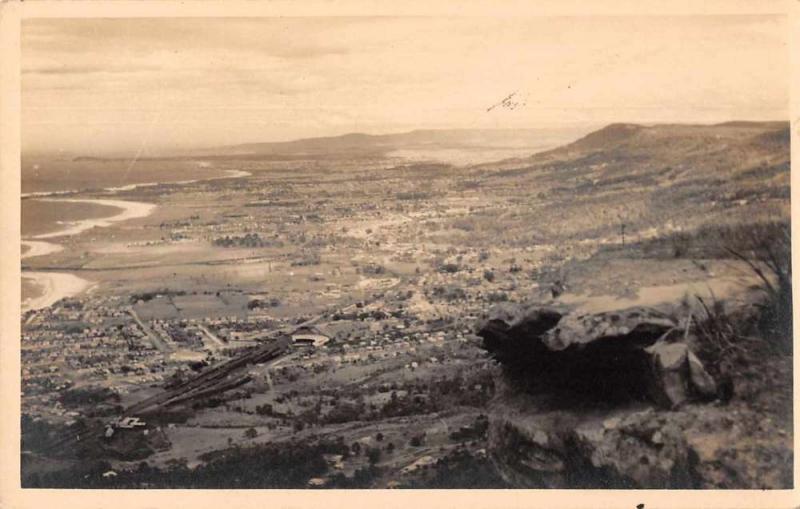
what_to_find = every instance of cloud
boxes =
[20,15,789,154]
[23,18,354,61]
[23,64,164,75]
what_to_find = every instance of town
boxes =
[21,121,793,489]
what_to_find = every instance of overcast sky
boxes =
[22,15,788,155]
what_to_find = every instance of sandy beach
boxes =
[20,169,252,311]
[22,272,92,312]
[21,239,64,260]
[31,198,157,239]
[22,197,159,310]
[21,240,76,312]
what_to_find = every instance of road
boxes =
[197,323,227,351]
[127,307,172,352]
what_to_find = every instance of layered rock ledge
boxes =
[476,302,745,488]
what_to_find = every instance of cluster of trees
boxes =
[130,289,186,303]
[24,439,348,488]
[57,321,91,335]
[431,285,467,302]
[409,433,426,447]
[165,324,201,346]
[60,387,120,408]
[254,403,275,416]
[437,262,461,274]
[448,414,489,442]
[284,371,496,428]
[360,263,386,275]
[21,414,73,453]
[213,233,282,248]
[405,448,508,488]
[60,298,84,310]
[486,291,509,303]
[396,191,431,201]
[331,308,404,321]
[247,297,281,310]
[326,465,382,488]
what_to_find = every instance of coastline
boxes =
[20,168,252,312]
[30,198,157,240]
[21,239,64,260]
[21,168,251,199]
[20,197,155,311]
[22,272,92,313]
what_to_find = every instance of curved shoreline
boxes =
[21,168,252,312]
[21,169,252,199]
[22,198,156,311]
[21,239,64,260]
[20,170,252,313]
[31,198,157,240]
[22,272,92,313]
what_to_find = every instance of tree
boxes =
[244,427,258,439]
[366,447,382,466]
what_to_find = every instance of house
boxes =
[290,326,330,348]
[401,455,436,475]
[115,416,146,429]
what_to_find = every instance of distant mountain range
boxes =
[65,127,593,162]
[63,121,788,165]
[475,120,790,202]
[485,121,790,167]
[185,127,594,159]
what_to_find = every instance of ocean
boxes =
[21,158,231,237]
[22,199,123,237]
[21,157,227,196]
[20,158,234,308]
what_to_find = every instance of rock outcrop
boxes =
[477,302,725,488]
[478,303,717,409]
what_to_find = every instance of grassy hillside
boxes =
[460,121,789,246]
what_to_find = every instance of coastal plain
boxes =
[20,123,792,488]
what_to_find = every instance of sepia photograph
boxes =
[3,1,795,498]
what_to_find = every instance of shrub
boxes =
[438,263,460,273]
[366,447,382,465]
[724,220,792,352]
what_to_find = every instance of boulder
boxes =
[646,341,718,408]
[477,303,716,409]
[541,308,676,351]
[478,300,790,489]
[688,351,718,398]
[646,342,691,408]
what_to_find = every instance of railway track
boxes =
[37,335,291,453]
